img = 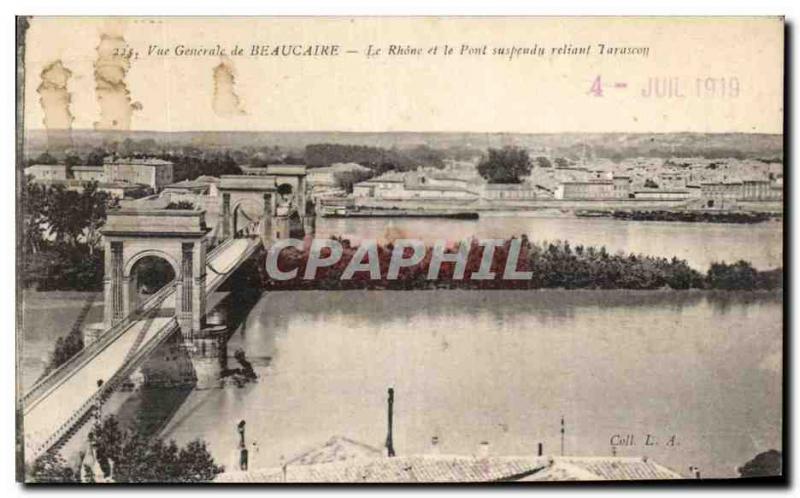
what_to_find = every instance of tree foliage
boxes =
[333,168,375,193]
[738,450,782,478]
[28,416,224,483]
[86,415,224,483]
[257,236,787,292]
[304,143,445,171]
[21,176,114,290]
[28,451,79,483]
[165,200,196,210]
[477,146,532,184]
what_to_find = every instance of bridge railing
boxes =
[22,237,238,411]
[24,236,262,460]
[27,316,180,461]
[22,281,178,412]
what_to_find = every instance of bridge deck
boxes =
[22,237,261,462]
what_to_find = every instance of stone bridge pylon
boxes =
[101,209,210,340]
[101,166,314,342]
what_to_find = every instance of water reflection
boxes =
[159,289,782,479]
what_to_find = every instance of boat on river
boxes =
[320,207,479,220]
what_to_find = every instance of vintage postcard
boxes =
[16,16,784,483]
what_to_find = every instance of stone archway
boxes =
[101,208,210,340]
[125,251,179,315]
[231,198,263,238]
[219,175,277,240]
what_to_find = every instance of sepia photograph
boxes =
[14,15,785,484]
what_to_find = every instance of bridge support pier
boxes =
[302,215,316,237]
[101,209,211,340]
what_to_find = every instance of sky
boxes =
[22,16,784,134]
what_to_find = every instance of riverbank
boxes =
[260,238,782,292]
[577,209,781,224]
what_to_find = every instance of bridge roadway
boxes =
[22,237,262,463]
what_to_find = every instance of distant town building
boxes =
[632,189,690,201]
[612,176,632,198]
[700,181,743,202]
[307,163,372,189]
[741,179,779,201]
[103,157,174,191]
[658,172,688,189]
[71,165,105,182]
[24,164,69,181]
[354,171,478,201]
[26,157,173,197]
[27,178,149,199]
[482,183,552,200]
[162,176,220,201]
[555,180,615,200]
[700,179,783,207]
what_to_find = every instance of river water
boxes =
[314,214,783,271]
[159,289,782,479]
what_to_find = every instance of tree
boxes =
[28,451,78,483]
[554,157,569,168]
[707,260,759,290]
[32,151,58,165]
[22,175,48,254]
[277,182,294,203]
[535,156,552,169]
[476,146,532,184]
[738,450,781,478]
[80,181,116,254]
[44,185,85,246]
[334,169,374,193]
[88,415,224,483]
[644,178,659,188]
[165,200,195,210]
[64,154,82,167]
[43,182,114,251]
[85,148,107,166]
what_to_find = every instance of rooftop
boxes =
[215,455,683,483]
[359,172,406,184]
[265,164,308,176]
[104,157,174,166]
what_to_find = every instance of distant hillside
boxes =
[22,129,783,161]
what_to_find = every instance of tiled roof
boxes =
[105,157,173,166]
[285,436,383,466]
[215,455,549,483]
[71,165,104,171]
[215,454,684,483]
[522,457,682,481]
[360,172,405,184]
[406,184,478,194]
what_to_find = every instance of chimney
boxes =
[537,442,543,456]
[478,441,490,459]
[385,388,395,457]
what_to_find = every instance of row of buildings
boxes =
[25,155,783,206]
[350,169,783,204]
[24,158,175,198]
